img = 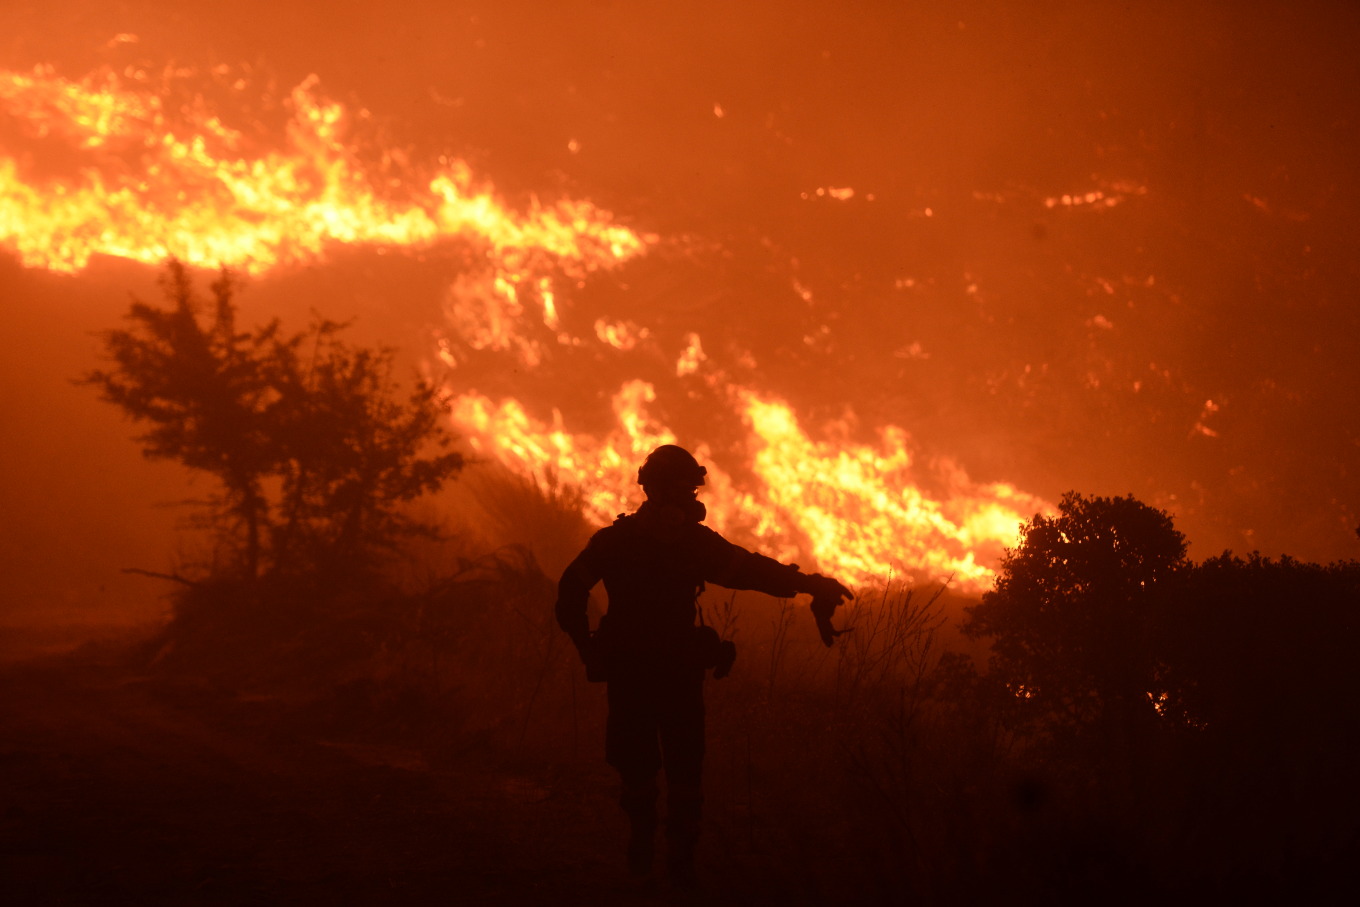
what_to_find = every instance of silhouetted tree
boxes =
[1163,552,1360,739]
[84,261,463,580]
[1156,552,1360,887]
[963,491,1188,733]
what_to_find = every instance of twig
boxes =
[121,567,199,587]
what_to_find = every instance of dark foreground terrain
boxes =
[0,650,797,907]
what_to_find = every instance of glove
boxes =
[803,574,854,647]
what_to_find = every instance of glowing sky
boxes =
[3,1,1358,625]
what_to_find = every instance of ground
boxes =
[0,651,815,906]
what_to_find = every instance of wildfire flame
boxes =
[0,64,648,274]
[2,60,1049,594]
[452,381,1046,591]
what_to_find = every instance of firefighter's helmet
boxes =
[637,444,707,488]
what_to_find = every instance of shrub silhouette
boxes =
[962,491,1188,733]
[84,261,463,581]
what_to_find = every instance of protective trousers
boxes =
[606,664,706,860]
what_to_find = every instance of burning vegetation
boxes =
[1,59,1052,593]
[41,265,1360,902]
[4,7,1360,902]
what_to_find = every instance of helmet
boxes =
[637,444,707,488]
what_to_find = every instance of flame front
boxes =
[453,380,1046,592]
[3,60,1048,595]
[0,65,648,274]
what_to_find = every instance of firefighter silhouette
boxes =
[555,444,853,887]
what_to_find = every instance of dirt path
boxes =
[0,657,735,906]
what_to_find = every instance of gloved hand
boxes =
[802,574,855,647]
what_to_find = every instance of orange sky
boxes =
[3,1,1359,629]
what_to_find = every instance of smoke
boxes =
[4,1,1360,637]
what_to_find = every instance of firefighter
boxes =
[555,444,853,888]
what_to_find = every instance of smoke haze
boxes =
[4,1,1359,635]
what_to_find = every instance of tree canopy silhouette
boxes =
[963,491,1188,730]
[1164,551,1360,739]
[84,261,463,580]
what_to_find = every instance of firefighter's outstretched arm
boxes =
[711,545,855,647]
[555,553,600,659]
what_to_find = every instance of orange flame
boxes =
[454,380,1047,593]
[0,65,650,274]
[4,61,1049,594]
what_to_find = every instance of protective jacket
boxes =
[555,500,802,666]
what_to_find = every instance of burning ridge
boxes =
[1,60,1048,593]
